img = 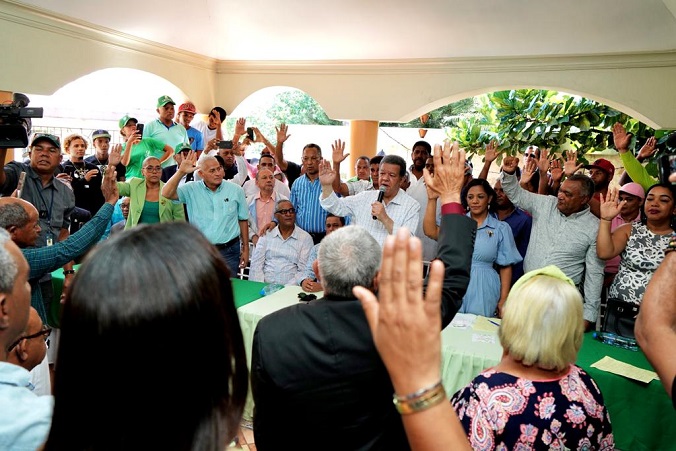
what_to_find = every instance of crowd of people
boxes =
[0,94,675,450]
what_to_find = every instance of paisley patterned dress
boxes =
[451,365,614,451]
[608,222,672,305]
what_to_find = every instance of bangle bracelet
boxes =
[665,232,676,254]
[393,381,446,415]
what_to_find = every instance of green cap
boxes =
[118,115,137,129]
[174,142,192,154]
[157,95,175,108]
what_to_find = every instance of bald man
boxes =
[0,166,120,324]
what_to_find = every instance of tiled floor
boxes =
[227,421,256,451]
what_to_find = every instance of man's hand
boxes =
[276,123,290,144]
[599,188,622,221]
[206,138,219,152]
[501,155,519,175]
[252,127,267,144]
[563,150,583,177]
[178,151,197,174]
[637,136,657,161]
[318,159,336,187]
[612,122,631,152]
[234,118,246,137]
[239,246,249,270]
[109,144,123,166]
[331,139,349,165]
[550,158,563,183]
[520,159,536,185]
[423,141,466,205]
[353,228,445,393]
[259,221,277,236]
[301,278,322,293]
[537,148,551,173]
[84,169,99,182]
[484,140,499,163]
[371,201,389,223]
[55,173,73,185]
[101,168,120,204]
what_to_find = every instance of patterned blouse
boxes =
[609,222,672,305]
[451,365,614,450]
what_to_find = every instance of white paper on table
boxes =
[451,313,476,329]
[471,333,497,344]
[590,356,658,384]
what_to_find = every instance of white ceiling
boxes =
[14,0,676,61]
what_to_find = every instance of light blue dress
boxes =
[459,213,522,317]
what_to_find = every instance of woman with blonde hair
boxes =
[450,266,614,450]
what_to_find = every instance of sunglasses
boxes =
[8,325,51,352]
[275,208,296,215]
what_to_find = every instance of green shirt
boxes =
[139,200,160,224]
[122,138,166,179]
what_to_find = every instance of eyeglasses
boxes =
[8,325,51,352]
[143,166,163,172]
[275,208,296,215]
[525,154,537,159]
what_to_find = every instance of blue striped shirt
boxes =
[289,175,327,233]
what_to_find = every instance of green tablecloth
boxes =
[50,271,267,327]
[577,332,676,451]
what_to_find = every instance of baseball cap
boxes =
[178,102,196,114]
[584,158,615,180]
[92,129,111,140]
[174,142,192,154]
[619,182,645,200]
[119,115,138,129]
[157,95,175,108]
[30,133,61,149]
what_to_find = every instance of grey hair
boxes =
[567,174,595,199]
[0,228,18,294]
[0,202,30,230]
[197,155,217,170]
[142,156,161,167]
[318,226,381,298]
[275,199,292,211]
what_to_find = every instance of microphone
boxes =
[373,186,386,219]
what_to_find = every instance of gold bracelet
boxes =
[393,381,446,415]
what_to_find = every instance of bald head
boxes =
[0,198,41,248]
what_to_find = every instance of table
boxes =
[440,314,676,451]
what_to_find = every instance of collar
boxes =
[199,180,224,192]
[271,225,299,240]
[466,212,500,229]
[560,205,591,219]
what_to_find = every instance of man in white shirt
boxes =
[242,154,290,198]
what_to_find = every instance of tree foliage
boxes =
[446,90,673,167]
[380,98,478,129]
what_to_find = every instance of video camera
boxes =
[0,93,43,149]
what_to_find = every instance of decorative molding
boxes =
[0,0,216,70]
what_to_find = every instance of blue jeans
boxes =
[218,240,240,278]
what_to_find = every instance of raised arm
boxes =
[478,140,498,181]
[162,151,197,200]
[274,123,291,171]
[423,195,440,240]
[331,139,351,196]
[596,189,631,259]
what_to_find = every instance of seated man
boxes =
[248,168,287,246]
[248,200,313,285]
[300,213,345,293]
[0,229,53,450]
[7,307,50,395]
[251,142,476,451]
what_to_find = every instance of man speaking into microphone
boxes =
[319,154,420,246]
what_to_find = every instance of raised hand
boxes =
[612,122,631,152]
[538,148,551,173]
[550,158,564,183]
[109,144,123,166]
[501,155,519,174]
[331,139,349,165]
[424,141,465,204]
[599,188,622,221]
[179,151,197,173]
[101,168,120,204]
[318,158,336,186]
[84,169,100,182]
[235,118,246,137]
[484,140,499,163]
[637,137,657,160]
[276,123,290,144]
[520,159,536,185]
[563,150,583,176]
[353,228,445,393]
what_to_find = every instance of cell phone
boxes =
[246,127,255,141]
[218,140,233,149]
[136,123,144,135]
[16,172,26,197]
[658,153,676,185]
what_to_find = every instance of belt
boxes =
[214,236,240,250]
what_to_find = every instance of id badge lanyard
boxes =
[34,178,55,246]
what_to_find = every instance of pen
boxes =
[488,319,500,327]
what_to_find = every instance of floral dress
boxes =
[608,222,672,305]
[451,365,614,450]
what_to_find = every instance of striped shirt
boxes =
[320,189,420,247]
[290,175,327,233]
[500,172,604,323]
[249,225,314,285]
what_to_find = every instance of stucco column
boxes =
[348,120,379,177]
[1,90,15,165]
